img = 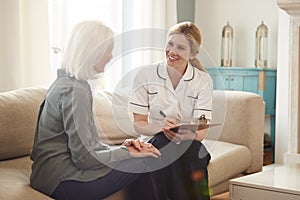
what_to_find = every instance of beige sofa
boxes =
[0,87,265,200]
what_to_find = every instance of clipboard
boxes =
[170,123,222,133]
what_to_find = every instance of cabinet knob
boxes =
[225,77,234,81]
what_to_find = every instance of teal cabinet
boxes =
[206,67,277,162]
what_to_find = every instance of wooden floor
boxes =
[210,192,229,200]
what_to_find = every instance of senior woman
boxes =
[30,20,161,200]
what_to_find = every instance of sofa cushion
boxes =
[0,87,47,160]
[204,139,251,188]
[93,89,138,145]
[0,156,52,200]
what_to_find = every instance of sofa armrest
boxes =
[206,90,265,174]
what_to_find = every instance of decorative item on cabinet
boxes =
[221,21,233,67]
[255,21,268,68]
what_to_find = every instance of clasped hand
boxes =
[122,139,161,158]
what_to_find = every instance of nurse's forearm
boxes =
[133,121,163,136]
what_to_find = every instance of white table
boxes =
[229,164,300,200]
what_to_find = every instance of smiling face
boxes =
[165,33,195,72]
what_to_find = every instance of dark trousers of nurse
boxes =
[128,132,211,200]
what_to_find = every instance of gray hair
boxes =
[61,20,113,80]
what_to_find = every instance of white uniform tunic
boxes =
[128,62,213,127]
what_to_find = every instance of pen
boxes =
[159,110,167,118]
[160,110,177,127]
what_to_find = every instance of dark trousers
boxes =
[51,134,211,200]
[147,133,211,200]
[51,158,156,200]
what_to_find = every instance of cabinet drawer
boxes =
[206,68,260,76]
[231,185,300,200]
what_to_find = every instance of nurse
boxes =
[128,21,213,200]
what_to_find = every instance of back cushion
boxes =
[0,87,47,160]
[93,89,138,145]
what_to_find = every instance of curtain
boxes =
[0,0,51,92]
[104,0,177,90]
[48,0,123,76]
[0,0,177,92]
[48,0,177,90]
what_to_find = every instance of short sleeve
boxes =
[128,73,149,115]
[193,72,213,120]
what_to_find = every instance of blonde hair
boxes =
[168,21,206,72]
[61,20,113,80]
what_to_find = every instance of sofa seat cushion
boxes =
[204,139,251,188]
[0,156,52,200]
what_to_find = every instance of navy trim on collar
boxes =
[156,63,167,80]
[156,62,195,81]
[184,66,195,81]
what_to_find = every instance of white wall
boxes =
[275,9,289,164]
[195,0,291,163]
[0,0,51,92]
[0,0,22,92]
[20,0,52,88]
[195,0,278,68]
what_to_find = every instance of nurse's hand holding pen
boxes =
[159,110,177,129]
[159,111,192,143]
[163,117,177,129]
[163,127,198,143]
[160,110,206,143]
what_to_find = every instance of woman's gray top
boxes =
[30,69,130,195]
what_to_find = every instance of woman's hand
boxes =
[122,139,145,151]
[177,128,197,141]
[194,129,207,142]
[123,139,161,158]
[163,128,195,143]
[162,117,177,129]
